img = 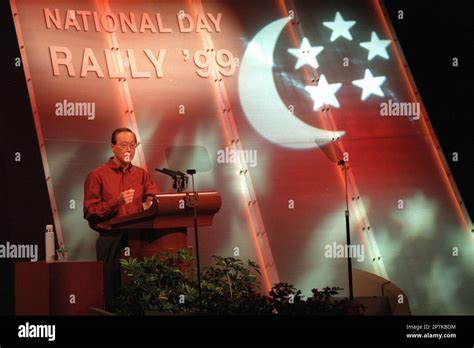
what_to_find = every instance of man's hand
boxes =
[142,195,155,210]
[117,189,135,205]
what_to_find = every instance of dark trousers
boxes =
[96,230,128,311]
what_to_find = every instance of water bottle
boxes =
[45,224,55,263]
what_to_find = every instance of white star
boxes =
[287,37,324,70]
[304,74,342,110]
[323,12,356,42]
[360,31,391,60]
[352,69,386,101]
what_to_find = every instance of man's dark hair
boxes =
[111,128,137,145]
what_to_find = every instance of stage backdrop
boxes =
[11,0,473,314]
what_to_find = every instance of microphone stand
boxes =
[186,169,201,302]
[338,159,354,300]
[315,140,354,301]
[156,167,202,303]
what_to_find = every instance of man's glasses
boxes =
[116,142,140,150]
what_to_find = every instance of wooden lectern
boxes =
[109,191,221,258]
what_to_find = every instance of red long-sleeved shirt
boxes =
[83,157,159,232]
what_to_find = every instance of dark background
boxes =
[0,0,472,315]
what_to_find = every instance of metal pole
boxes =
[344,164,354,300]
[190,173,202,300]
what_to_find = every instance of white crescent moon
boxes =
[238,17,345,149]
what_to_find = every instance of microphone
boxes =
[155,168,189,192]
[155,167,186,177]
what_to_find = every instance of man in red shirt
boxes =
[83,128,158,310]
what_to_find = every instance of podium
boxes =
[109,191,221,258]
